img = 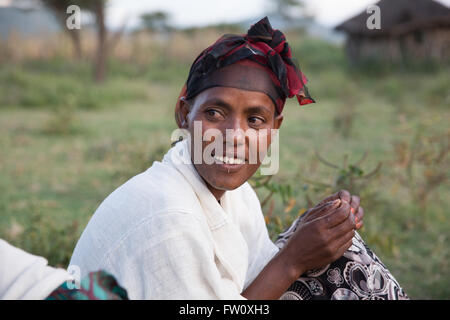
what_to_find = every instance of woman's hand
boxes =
[280,195,357,277]
[242,189,364,299]
[326,190,364,230]
[304,189,364,230]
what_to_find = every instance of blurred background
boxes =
[0,0,449,299]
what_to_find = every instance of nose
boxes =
[225,118,245,148]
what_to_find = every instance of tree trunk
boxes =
[53,10,83,60]
[67,29,82,59]
[93,1,107,83]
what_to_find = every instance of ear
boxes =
[175,97,191,129]
[273,112,283,130]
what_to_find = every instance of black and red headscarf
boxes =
[176,16,315,119]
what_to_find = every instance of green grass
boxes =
[0,37,449,299]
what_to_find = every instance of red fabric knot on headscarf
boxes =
[178,16,315,117]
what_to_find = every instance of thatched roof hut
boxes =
[335,0,450,63]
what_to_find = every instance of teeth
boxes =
[213,155,244,165]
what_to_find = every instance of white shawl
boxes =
[69,139,279,299]
[0,239,72,300]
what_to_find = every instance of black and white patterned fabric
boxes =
[275,216,409,300]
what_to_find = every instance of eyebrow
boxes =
[201,98,273,115]
[201,98,232,110]
[245,105,272,116]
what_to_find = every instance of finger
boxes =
[329,214,356,240]
[334,228,355,249]
[355,206,364,229]
[356,206,364,220]
[308,200,340,220]
[356,220,364,230]
[331,230,356,260]
[321,201,352,229]
[317,189,350,206]
[349,195,360,214]
[355,207,364,228]
[333,238,354,261]
[304,199,341,222]
[338,190,351,203]
[317,193,340,206]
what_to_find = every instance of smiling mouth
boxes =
[213,154,245,165]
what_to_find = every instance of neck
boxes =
[198,173,225,201]
[206,183,226,202]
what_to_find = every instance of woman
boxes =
[69,17,407,300]
[0,239,128,300]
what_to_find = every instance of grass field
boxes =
[0,31,449,299]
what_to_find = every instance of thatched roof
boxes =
[335,0,450,37]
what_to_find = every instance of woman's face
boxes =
[178,86,283,200]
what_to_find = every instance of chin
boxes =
[196,163,254,192]
[210,179,243,192]
[206,172,246,191]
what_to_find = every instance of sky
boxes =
[106,0,450,30]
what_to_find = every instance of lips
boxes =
[213,154,245,165]
[211,149,247,163]
[209,150,247,173]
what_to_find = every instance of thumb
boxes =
[303,199,341,223]
[317,190,351,206]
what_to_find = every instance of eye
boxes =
[204,108,224,120]
[248,116,266,126]
[206,109,218,117]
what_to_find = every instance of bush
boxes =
[0,60,149,110]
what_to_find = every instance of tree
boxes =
[40,0,119,83]
[271,0,307,22]
[39,0,83,58]
[91,0,107,82]
[141,11,170,32]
